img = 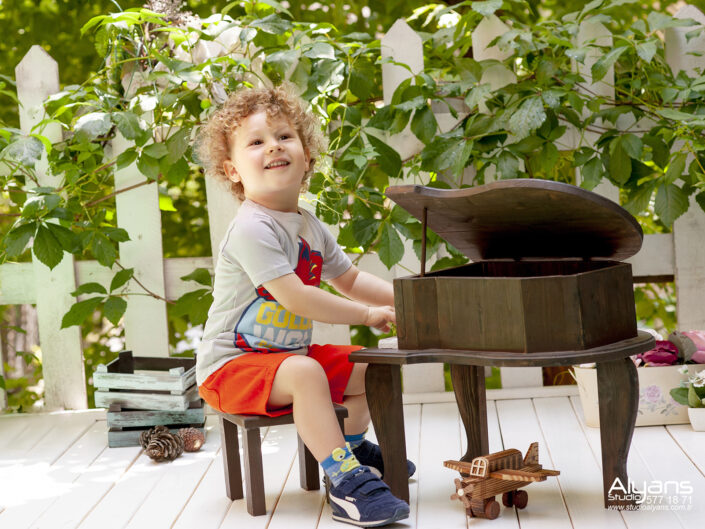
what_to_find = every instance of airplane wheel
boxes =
[514,490,528,509]
[502,492,514,507]
[484,499,500,520]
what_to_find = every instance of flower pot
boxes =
[687,407,705,431]
[573,365,697,427]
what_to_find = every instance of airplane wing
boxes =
[488,469,548,482]
[443,460,474,473]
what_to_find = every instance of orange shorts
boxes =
[198,344,362,417]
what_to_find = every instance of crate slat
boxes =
[107,401,204,429]
[94,366,196,392]
[108,423,205,448]
[95,384,199,411]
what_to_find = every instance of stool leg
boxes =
[298,435,320,490]
[219,417,243,500]
[242,427,266,516]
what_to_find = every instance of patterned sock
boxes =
[344,431,366,450]
[321,443,361,487]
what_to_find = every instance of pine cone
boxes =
[178,427,205,452]
[145,429,184,462]
[139,425,170,449]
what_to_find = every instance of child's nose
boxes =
[268,140,283,152]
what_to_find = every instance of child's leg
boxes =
[341,362,370,435]
[268,354,345,462]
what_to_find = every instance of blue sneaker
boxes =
[353,440,416,479]
[328,467,409,527]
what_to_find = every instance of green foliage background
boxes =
[2,0,705,409]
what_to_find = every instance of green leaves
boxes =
[665,153,687,184]
[74,112,112,142]
[410,106,438,144]
[169,289,213,326]
[508,97,546,139]
[591,46,628,82]
[377,223,404,269]
[111,268,134,291]
[103,296,128,326]
[3,222,37,257]
[181,268,213,287]
[33,224,64,269]
[471,0,502,16]
[61,297,103,329]
[366,134,402,178]
[113,112,143,140]
[654,183,689,226]
[1,136,44,166]
[608,136,633,185]
[250,14,292,35]
[581,158,603,190]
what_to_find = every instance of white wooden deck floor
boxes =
[1,396,704,529]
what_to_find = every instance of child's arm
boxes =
[328,265,394,307]
[262,273,395,331]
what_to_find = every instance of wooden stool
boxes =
[218,404,348,516]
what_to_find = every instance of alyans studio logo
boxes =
[608,478,694,511]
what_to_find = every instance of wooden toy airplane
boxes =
[443,442,559,519]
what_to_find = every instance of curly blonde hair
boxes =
[196,83,326,201]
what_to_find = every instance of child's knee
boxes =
[280,355,327,385]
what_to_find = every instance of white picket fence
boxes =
[2,7,705,411]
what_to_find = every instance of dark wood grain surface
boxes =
[385,180,643,261]
[350,332,654,366]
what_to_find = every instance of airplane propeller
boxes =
[450,478,474,508]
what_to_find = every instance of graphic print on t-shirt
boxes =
[234,237,322,352]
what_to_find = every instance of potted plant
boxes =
[670,367,705,431]
[573,330,705,427]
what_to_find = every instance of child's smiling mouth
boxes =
[265,160,290,169]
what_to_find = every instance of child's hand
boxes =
[365,305,396,332]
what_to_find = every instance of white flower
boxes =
[678,365,689,375]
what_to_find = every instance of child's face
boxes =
[224,110,310,207]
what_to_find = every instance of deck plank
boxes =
[533,397,626,529]
[32,445,142,529]
[77,428,181,528]
[125,415,221,529]
[496,398,572,529]
[0,420,109,529]
[171,428,233,529]
[0,415,32,450]
[666,424,705,478]
[414,402,466,529]
[630,426,705,528]
[570,395,686,529]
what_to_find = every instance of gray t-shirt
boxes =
[196,199,352,385]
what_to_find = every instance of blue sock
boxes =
[321,443,361,487]
[344,431,366,450]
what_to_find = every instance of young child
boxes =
[196,84,414,527]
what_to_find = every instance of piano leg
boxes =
[451,364,489,462]
[596,357,639,509]
[365,363,409,503]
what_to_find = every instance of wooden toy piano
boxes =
[349,179,654,509]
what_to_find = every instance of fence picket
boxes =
[667,6,705,330]
[112,132,170,357]
[15,46,86,410]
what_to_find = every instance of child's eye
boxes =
[250,139,262,145]
[280,134,290,140]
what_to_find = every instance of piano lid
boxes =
[384,179,643,262]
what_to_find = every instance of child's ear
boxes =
[223,159,240,183]
[304,149,311,172]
